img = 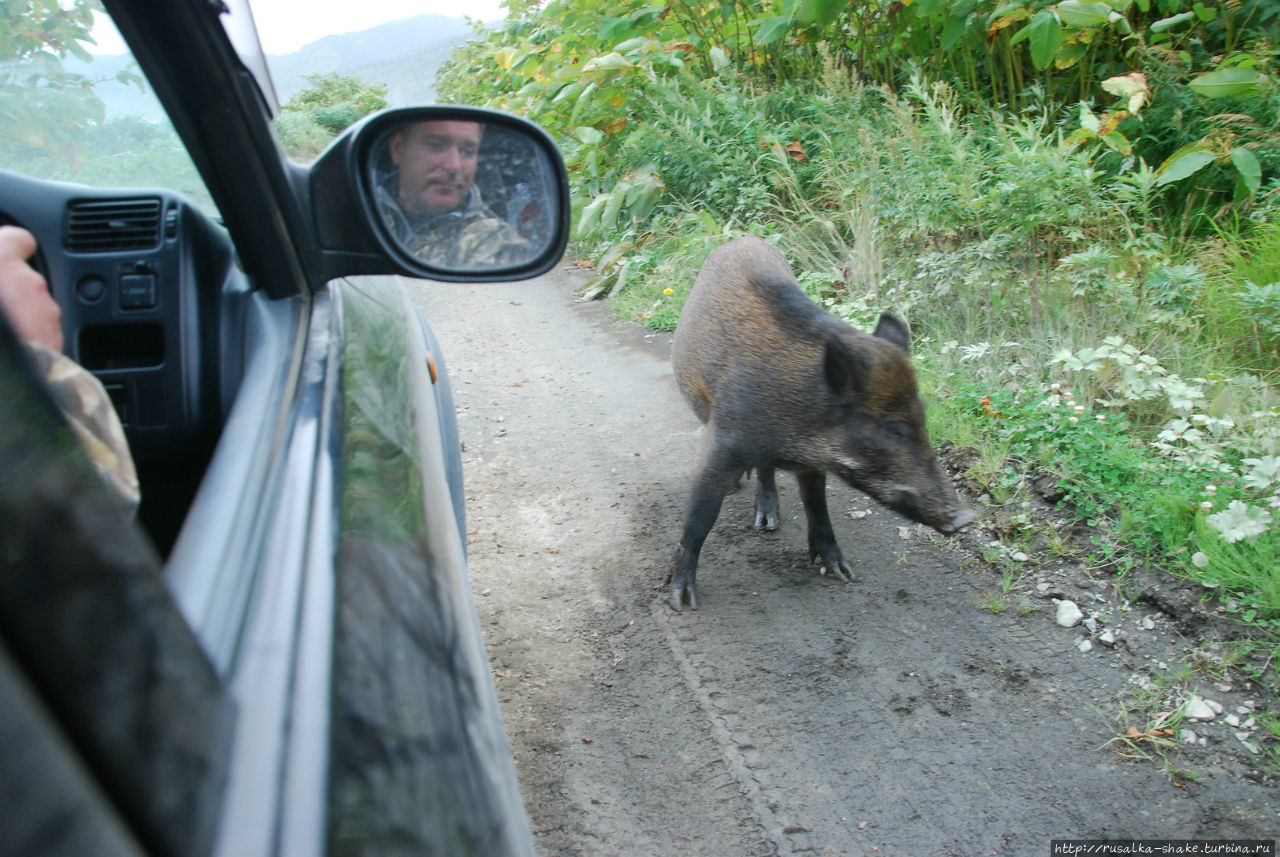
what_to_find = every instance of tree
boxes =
[276,72,388,161]
[0,0,105,165]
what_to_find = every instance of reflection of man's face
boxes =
[389,120,482,216]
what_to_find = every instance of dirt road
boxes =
[407,267,1277,857]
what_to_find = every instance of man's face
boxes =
[389,121,482,216]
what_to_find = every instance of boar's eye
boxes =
[882,421,911,443]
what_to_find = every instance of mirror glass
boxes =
[368,118,562,274]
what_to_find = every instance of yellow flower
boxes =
[663,288,674,296]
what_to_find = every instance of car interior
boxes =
[0,167,263,556]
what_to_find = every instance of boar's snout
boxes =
[887,488,977,535]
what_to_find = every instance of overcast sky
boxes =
[92,0,506,56]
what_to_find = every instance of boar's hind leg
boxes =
[797,471,854,583]
[753,466,779,532]
[670,465,738,612]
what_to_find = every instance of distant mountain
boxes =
[268,14,489,105]
[75,13,491,122]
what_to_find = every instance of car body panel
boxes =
[330,278,533,855]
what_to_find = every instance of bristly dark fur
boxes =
[666,236,974,612]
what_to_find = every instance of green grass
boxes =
[1098,675,1207,786]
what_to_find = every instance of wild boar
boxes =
[669,236,975,611]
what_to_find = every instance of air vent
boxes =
[65,198,163,253]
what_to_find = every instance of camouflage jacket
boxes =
[377,182,532,270]
[25,341,140,517]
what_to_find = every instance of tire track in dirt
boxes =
[652,599,810,855]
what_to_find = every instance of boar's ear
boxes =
[823,335,865,397]
[872,313,911,353]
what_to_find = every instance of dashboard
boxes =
[1,168,251,464]
[1,168,256,550]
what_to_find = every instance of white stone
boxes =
[1181,729,1199,744]
[1206,699,1224,715]
[1098,629,1118,647]
[1236,735,1261,755]
[1011,551,1029,562]
[1140,616,1156,630]
[1076,639,1093,653]
[1055,600,1084,628]
[1184,696,1218,721]
[1224,714,1241,728]
[1083,617,1098,634]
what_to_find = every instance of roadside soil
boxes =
[406,266,1278,857]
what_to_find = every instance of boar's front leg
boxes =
[797,471,854,583]
[671,464,740,612]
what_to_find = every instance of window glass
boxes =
[0,6,214,213]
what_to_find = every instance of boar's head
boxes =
[818,313,976,535]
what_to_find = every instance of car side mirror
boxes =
[307,106,570,284]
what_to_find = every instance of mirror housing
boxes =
[307,106,570,284]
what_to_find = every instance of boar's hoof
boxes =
[816,562,854,584]
[814,557,855,583]
[752,508,778,532]
[810,546,854,583]
[668,582,699,612]
[942,507,978,534]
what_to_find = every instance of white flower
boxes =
[1192,552,1210,569]
[1207,500,1273,544]
[1200,501,1214,514]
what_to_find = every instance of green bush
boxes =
[273,111,333,163]
[275,72,387,162]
